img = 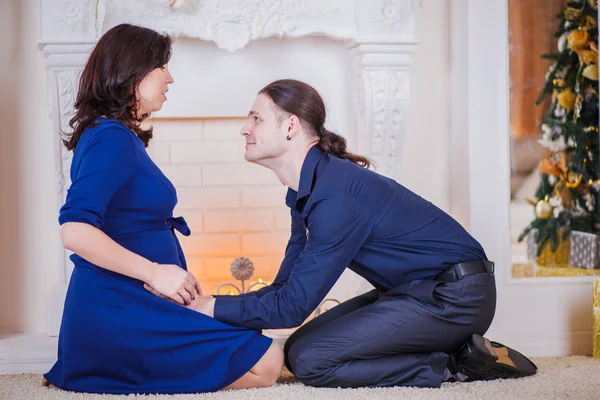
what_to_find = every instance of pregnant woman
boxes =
[42,24,282,394]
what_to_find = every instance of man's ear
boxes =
[288,115,301,136]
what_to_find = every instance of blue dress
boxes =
[44,118,272,394]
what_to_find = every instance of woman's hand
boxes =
[144,263,203,305]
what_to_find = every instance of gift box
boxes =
[527,229,570,267]
[526,230,537,261]
[594,277,600,359]
[569,230,600,269]
[512,262,534,278]
[534,265,597,277]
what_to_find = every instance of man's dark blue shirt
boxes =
[214,146,486,330]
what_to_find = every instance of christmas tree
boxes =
[519,0,599,256]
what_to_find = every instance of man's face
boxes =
[240,93,289,164]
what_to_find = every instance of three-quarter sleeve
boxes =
[214,192,372,329]
[59,127,138,229]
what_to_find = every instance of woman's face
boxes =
[136,64,174,116]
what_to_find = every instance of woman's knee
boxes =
[252,341,284,387]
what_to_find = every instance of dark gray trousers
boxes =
[284,271,496,388]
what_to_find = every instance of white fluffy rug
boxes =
[1,357,599,400]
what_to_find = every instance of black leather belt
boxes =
[436,260,495,283]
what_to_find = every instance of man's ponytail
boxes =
[318,128,371,168]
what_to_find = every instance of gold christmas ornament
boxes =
[578,50,598,65]
[565,171,584,188]
[564,7,581,20]
[553,78,566,88]
[583,64,599,81]
[535,200,554,219]
[568,29,590,50]
[558,88,577,109]
[589,0,598,7]
[585,15,598,29]
[539,158,563,177]
[556,183,574,207]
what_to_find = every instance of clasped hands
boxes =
[143,263,216,317]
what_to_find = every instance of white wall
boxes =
[0,0,22,334]
[0,0,454,334]
[402,0,451,212]
[0,0,60,334]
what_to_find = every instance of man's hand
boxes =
[190,295,216,318]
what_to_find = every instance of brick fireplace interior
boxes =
[147,117,290,295]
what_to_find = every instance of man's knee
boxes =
[285,340,331,386]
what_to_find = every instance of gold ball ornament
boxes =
[535,200,554,219]
[558,88,577,109]
[568,29,590,50]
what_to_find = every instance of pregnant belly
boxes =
[69,229,184,286]
[112,229,182,266]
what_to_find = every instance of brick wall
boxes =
[147,118,290,295]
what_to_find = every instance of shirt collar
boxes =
[285,145,326,209]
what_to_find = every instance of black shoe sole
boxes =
[455,334,538,382]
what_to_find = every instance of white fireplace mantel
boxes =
[39,0,419,336]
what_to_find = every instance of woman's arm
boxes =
[61,222,200,305]
[59,125,200,305]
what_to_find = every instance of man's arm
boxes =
[213,192,372,329]
[214,207,307,299]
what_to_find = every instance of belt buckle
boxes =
[442,265,458,282]
[450,266,460,281]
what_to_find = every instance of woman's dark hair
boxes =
[63,24,172,150]
[259,79,371,168]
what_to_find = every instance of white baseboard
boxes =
[485,330,593,357]
[0,334,58,374]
